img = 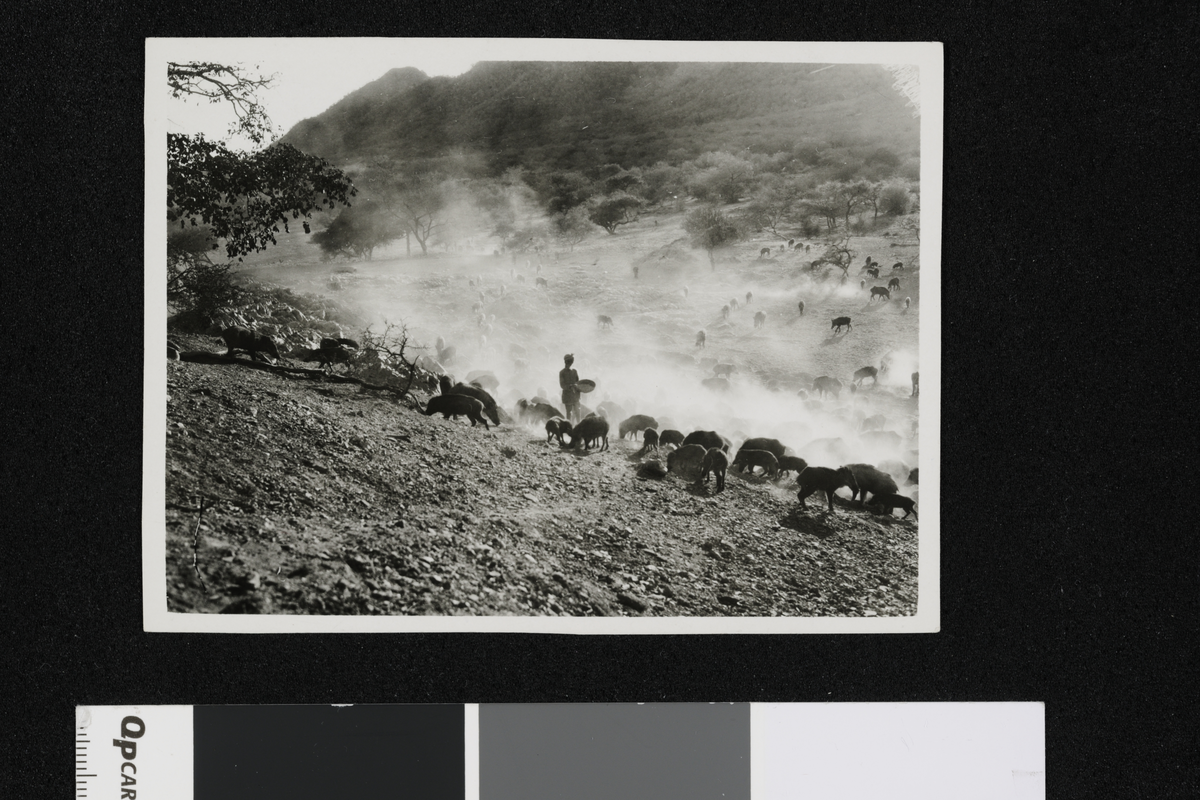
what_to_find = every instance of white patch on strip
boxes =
[76,705,194,800]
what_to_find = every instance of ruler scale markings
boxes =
[77,728,89,800]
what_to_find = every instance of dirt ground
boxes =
[164,207,923,617]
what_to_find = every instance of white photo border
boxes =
[144,38,942,633]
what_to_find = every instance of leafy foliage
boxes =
[312,200,399,260]
[536,171,596,215]
[551,207,592,250]
[686,151,756,204]
[639,162,686,206]
[167,226,243,324]
[879,183,912,216]
[804,182,843,232]
[747,174,807,237]
[356,162,463,256]
[167,134,357,259]
[587,193,643,234]
[165,60,359,330]
[836,180,875,227]
[684,206,744,269]
[598,165,645,195]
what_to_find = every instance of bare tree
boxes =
[684,206,743,270]
[805,183,843,232]
[813,233,857,277]
[747,174,806,238]
[898,215,920,243]
[838,180,874,228]
[167,61,279,145]
[358,321,423,403]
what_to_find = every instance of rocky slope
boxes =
[165,339,917,618]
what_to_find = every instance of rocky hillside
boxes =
[164,209,922,618]
[164,346,917,617]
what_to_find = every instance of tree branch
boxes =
[177,351,420,402]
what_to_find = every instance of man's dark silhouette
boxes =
[559,354,580,423]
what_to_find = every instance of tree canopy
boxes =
[166,61,357,260]
[551,207,592,251]
[587,193,643,234]
[165,61,358,327]
[312,200,398,260]
[168,134,357,259]
[354,161,461,256]
[684,206,743,269]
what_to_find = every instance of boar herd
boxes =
[212,309,917,525]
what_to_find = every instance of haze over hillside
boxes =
[282,62,919,172]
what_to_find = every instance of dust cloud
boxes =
[317,215,919,482]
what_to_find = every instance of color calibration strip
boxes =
[76,703,1043,800]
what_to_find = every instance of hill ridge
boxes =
[281,61,918,171]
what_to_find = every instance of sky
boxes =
[155,39,479,148]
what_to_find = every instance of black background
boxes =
[4,3,1195,798]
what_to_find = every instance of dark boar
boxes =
[424,394,489,429]
[545,417,573,445]
[737,437,786,460]
[844,463,899,504]
[659,429,685,448]
[796,466,859,514]
[445,381,501,426]
[731,449,779,478]
[681,430,725,452]
[776,455,809,478]
[222,326,280,362]
[570,415,610,452]
[868,493,917,519]
[699,447,730,492]
[517,398,565,424]
[666,444,708,479]
[619,414,659,440]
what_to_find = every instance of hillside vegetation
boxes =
[282,62,918,172]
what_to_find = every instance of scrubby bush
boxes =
[551,206,592,250]
[535,171,596,215]
[879,184,911,216]
[684,206,745,269]
[640,162,685,205]
[686,151,756,204]
[312,200,398,261]
[588,193,643,234]
[167,225,244,327]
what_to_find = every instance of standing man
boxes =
[559,353,581,423]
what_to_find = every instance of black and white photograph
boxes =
[12,13,1192,797]
[145,39,942,632]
